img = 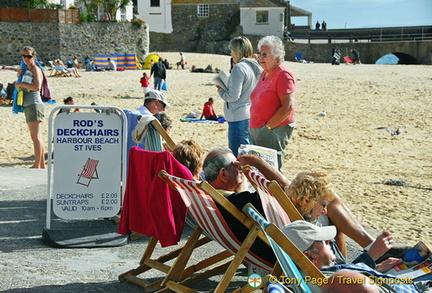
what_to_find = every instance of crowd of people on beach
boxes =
[6,37,429,292]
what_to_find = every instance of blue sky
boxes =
[289,0,432,29]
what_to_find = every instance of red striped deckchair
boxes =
[159,170,274,293]
[76,158,99,187]
[243,165,304,223]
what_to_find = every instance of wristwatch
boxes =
[266,124,272,130]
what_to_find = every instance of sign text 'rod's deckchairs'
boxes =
[244,204,326,293]
[159,170,275,292]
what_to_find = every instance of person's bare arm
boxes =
[235,154,290,189]
[266,92,295,129]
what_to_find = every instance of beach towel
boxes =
[180,117,218,123]
[12,59,54,114]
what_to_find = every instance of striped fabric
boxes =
[144,123,163,151]
[244,167,291,228]
[80,158,99,179]
[93,54,137,69]
[245,206,312,293]
[163,173,274,272]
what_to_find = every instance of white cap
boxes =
[145,90,171,109]
[281,220,336,252]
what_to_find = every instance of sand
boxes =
[0,52,431,247]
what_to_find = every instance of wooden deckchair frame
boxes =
[158,170,274,293]
[244,204,326,293]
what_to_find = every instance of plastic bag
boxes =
[161,81,168,91]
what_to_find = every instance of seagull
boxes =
[318,111,327,117]
[377,127,407,137]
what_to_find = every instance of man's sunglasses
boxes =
[22,54,34,59]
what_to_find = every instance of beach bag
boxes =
[40,70,52,102]
[161,81,168,91]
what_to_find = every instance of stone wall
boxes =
[0,22,149,66]
[150,3,241,54]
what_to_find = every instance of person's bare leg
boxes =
[335,230,348,258]
[328,194,374,249]
[28,121,45,169]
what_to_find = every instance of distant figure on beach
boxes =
[59,96,79,113]
[200,97,221,121]
[140,72,151,93]
[162,59,172,69]
[322,20,327,31]
[283,26,294,41]
[332,46,342,65]
[150,58,166,90]
[176,52,186,69]
[350,49,361,64]
[315,21,321,31]
[73,56,81,69]
[107,58,117,71]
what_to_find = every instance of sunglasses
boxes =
[22,54,34,59]
[257,52,272,58]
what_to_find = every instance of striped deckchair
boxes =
[244,204,326,293]
[159,170,274,293]
[76,158,99,187]
[243,165,304,223]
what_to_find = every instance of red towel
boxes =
[118,147,194,247]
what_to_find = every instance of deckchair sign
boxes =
[52,111,122,219]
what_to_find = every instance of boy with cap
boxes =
[282,221,432,292]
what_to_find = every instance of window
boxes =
[132,0,138,14]
[256,10,269,24]
[150,0,160,7]
[197,4,209,18]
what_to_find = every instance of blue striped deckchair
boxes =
[244,204,326,293]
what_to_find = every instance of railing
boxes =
[0,7,80,23]
[292,26,432,43]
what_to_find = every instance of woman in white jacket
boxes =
[216,36,263,156]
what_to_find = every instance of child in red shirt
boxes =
[140,72,151,93]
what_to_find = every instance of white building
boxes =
[48,0,134,22]
[133,0,173,34]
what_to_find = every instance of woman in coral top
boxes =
[249,35,296,170]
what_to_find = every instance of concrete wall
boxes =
[0,22,149,66]
[246,35,432,65]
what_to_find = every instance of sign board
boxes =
[52,109,123,219]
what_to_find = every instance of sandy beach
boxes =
[0,52,431,247]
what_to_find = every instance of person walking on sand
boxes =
[150,58,166,90]
[176,52,186,69]
[140,72,151,94]
[14,46,46,169]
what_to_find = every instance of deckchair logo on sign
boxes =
[248,273,262,288]
[76,158,99,187]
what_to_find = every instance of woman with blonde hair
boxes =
[285,168,374,258]
[216,36,263,156]
[172,140,204,181]
[14,46,45,169]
